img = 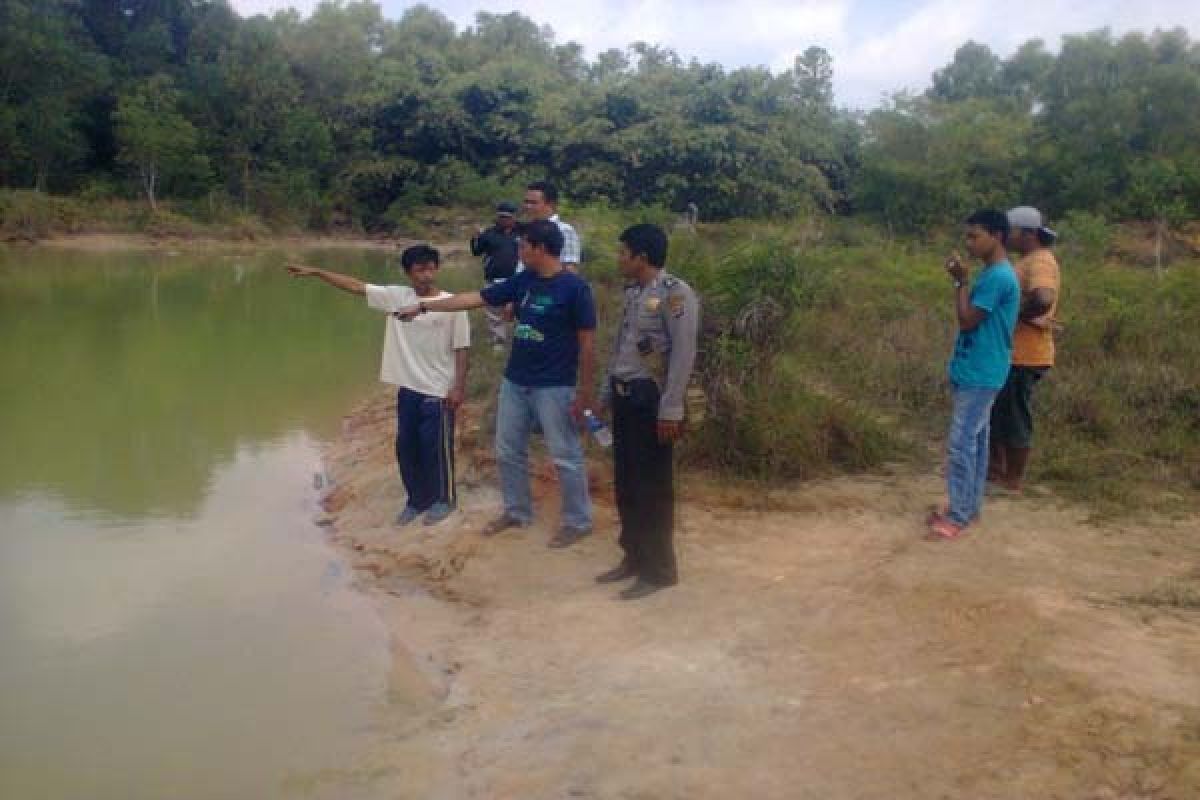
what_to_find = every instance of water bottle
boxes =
[583,409,613,448]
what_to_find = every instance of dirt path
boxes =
[320,390,1200,800]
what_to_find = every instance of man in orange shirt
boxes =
[989,206,1060,491]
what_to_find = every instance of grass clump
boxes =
[674,229,911,481]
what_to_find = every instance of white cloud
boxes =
[231,0,319,16]
[227,0,1200,107]
[829,0,1200,107]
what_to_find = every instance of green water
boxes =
[0,246,425,799]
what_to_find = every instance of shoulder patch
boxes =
[668,294,686,318]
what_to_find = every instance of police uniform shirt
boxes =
[604,271,699,422]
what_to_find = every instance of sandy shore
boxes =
[319,389,1200,799]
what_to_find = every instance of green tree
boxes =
[114,74,206,209]
[0,0,109,190]
[929,41,1001,102]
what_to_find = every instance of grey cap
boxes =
[496,201,518,216]
[1007,206,1057,241]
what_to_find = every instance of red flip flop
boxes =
[925,517,967,541]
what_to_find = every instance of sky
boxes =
[229,0,1200,108]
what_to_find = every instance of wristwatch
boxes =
[418,301,429,314]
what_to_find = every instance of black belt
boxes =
[611,377,655,397]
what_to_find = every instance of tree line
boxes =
[2,0,1199,232]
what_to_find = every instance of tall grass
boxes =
[657,215,1199,511]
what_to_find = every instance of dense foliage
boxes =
[2,1,1199,232]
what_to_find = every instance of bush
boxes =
[1057,209,1111,265]
[683,337,901,479]
[668,234,911,481]
[0,189,84,240]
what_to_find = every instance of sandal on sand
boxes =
[925,517,967,541]
[926,506,982,525]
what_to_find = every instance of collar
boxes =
[638,270,666,290]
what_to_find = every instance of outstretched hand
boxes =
[285,264,317,277]
[393,305,421,322]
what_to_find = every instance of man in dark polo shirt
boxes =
[469,201,520,349]
[395,219,597,547]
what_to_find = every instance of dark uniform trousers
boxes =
[612,378,678,586]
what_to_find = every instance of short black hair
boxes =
[522,219,564,257]
[399,244,439,272]
[526,180,558,205]
[965,210,1010,244]
[619,223,669,268]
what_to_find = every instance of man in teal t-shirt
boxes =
[928,210,1020,540]
[948,256,1021,389]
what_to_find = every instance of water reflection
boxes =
[0,246,425,799]
[0,248,390,518]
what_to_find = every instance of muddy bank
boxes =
[320,389,1200,800]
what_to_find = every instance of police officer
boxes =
[597,223,700,599]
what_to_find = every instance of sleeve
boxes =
[572,281,597,331]
[469,233,486,257]
[969,272,1001,314]
[1027,254,1059,292]
[658,285,700,421]
[451,308,471,349]
[479,271,523,306]
[599,295,626,407]
[560,225,582,265]
[365,284,409,313]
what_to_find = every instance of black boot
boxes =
[619,577,674,600]
[595,560,637,584]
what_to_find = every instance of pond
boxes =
[0,244,436,799]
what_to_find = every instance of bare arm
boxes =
[285,264,365,296]
[571,328,597,423]
[955,284,988,331]
[1020,288,1057,322]
[447,348,470,412]
[395,291,486,319]
[945,254,987,332]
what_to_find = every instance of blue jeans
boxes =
[495,379,592,530]
[946,386,999,526]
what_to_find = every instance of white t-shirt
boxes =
[364,285,470,397]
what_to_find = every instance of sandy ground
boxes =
[318,389,1200,800]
